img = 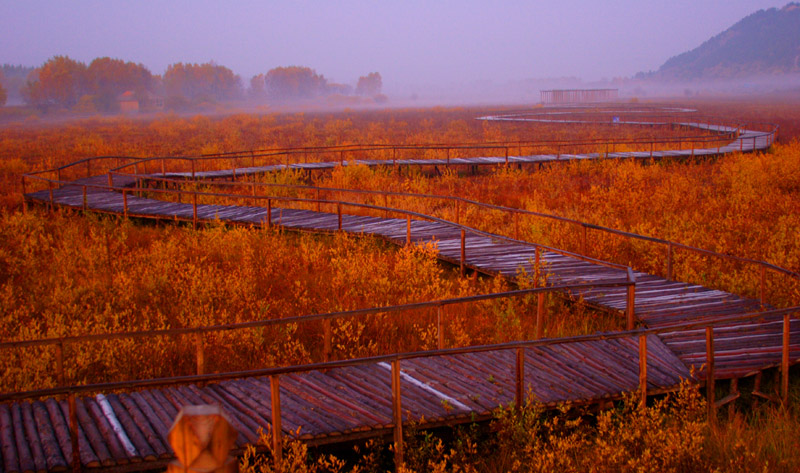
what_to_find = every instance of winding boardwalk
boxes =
[4,119,797,472]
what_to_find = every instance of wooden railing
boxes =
[1,305,797,470]
[94,170,798,309]
[0,283,635,389]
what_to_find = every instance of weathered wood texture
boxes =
[0,337,690,473]
[10,122,794,473]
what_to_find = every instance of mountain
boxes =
[654,3,800,80]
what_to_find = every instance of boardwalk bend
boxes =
[5,109,798,472]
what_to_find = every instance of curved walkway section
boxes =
[7,115,795,473]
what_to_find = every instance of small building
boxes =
[118,91,139,113]
[540,89,618,104]
[117,90,165,113]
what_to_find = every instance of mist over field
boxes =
[0,0,794,106]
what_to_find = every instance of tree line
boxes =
[0,56,383,112]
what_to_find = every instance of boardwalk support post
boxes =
[516,347,525,409]
[706,326,715,421]
[270,376,283,470]
[626,268,636,331]
[782,314,790,406]
[460,229,466,277]
[639,335,647,408]
[391,359,403,468]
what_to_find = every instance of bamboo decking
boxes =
[5,118,798,473]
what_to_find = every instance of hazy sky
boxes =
[0,0,789,91]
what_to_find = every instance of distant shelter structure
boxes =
[540,88,618,104]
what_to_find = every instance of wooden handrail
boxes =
[1,305,797,402]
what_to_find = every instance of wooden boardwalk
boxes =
[6,120,797,472]
[159,121,773,181]
[0,337,691,471]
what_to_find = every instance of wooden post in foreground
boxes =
[391,359,404,468]
[706,327,716,421]
[167,405,237,473]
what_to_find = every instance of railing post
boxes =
[123,189,128,219]
[536,291,545,339]
[323,319,332,363]
[338,203,343,231]
[195,332,204,376]
[56,340,66,386]
[270,375,283,470]
[639,334,647,408]
[437,305,443,349]
[191,160,196,180]
[82,185,88,211]
[391,359,403,468]
[455,200,460,224]
[515,347,525,409]
[667,242,673,281]
[460,229,466,277]
[406,215,411,246]
[626,268,636,331]
[582,225,587,255]
[504,147,509,166]
[107,173,113,188]
[782,314,790,406]
[48,180,54,213]
[706,326,715,421]
[68,393,80,473]
[192,193,198,229]
[514,212,519,240]
[534,246,541,288]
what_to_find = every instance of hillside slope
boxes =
[656,3,800,80]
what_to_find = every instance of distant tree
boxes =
[264,66,327,100]
[2,65,37,105]
[355,72,382,96]
[0,71,6,107]
[248,73,267,100]
[22,56,88,109]
[87,57,153,111]
[163,62,241,103]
